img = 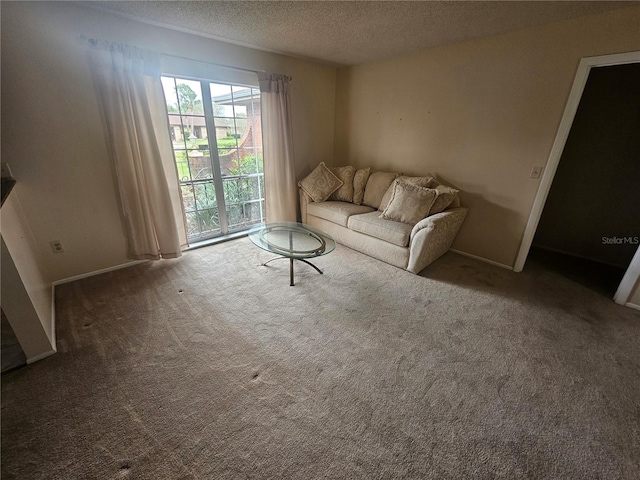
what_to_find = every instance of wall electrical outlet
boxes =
[530,166,543,179]
[50,240,65,253]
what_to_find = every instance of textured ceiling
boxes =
[85,1,632,66]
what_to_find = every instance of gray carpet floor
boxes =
[2,238,639,479]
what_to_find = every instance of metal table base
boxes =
[262,256,324,286]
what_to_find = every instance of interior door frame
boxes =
[513,51,640,305]
[614,245,640,306]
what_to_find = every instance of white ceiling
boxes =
[85,1,632,66]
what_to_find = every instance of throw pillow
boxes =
[425,175,439,188]
[328,166,356,202]
[352,168,371,205]
[298,162,343,202]
[363,171,398,209]
[427,177,461,209]
[380,180,438,225]
[429,184,459,216]
[378,175,435,211]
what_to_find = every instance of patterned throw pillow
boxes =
[425,175,440,188]
[380,180,438,225]
[298,162,343,202]
[429,184,459,215]
[378,176,435,211]
[329,166,355,202]
[362,171,398,209]
[352,168,371,205]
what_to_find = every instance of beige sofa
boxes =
[298,164,468,274]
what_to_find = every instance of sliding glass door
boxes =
[161,76,265,242]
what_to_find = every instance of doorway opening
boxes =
[529,62,640,298]
[514,52,640,304]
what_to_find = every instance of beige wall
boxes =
[1,1,336,282]
[334,6,640,267]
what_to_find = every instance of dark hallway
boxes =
[528,246,627,298]
[532,62,640,299]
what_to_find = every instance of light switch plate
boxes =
[530,166,543,179]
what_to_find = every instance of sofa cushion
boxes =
[308,201,375,227]
[363,171,398,209]
[429,184,459,216]
[381,181,438,225]
[352,168,371,205]
[348,211,414,247]
[328,166,355,202]
[298,162,343,202]
[379,175,435,211]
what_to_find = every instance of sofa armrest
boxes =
[299,187,314,224]
[407,207,468,273]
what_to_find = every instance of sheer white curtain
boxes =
[86,39,187,260]
[258,73,297,222]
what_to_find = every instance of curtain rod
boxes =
[161,52,265,75]
[78,36,265,75]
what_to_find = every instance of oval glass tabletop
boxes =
[248,222,336,259]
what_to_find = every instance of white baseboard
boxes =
[27,349,57,364]
[449,249,513,271]
[625,302,640,311]
[52,260,148,286]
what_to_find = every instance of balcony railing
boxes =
[181,173,265,241]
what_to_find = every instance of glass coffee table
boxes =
[248,222,336,286]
